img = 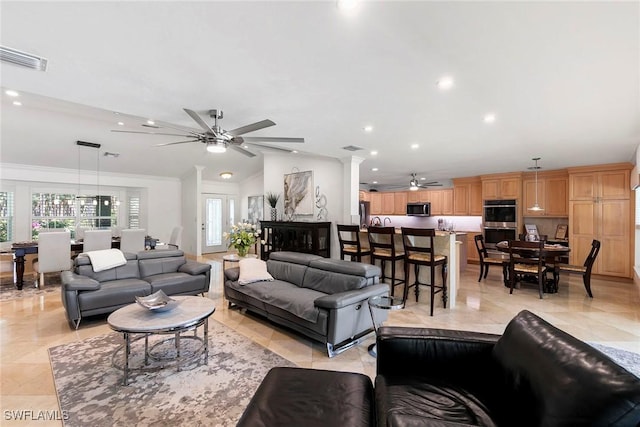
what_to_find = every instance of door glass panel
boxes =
[205,198,222,247]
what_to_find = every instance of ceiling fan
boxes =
[408,173,442,190]
[111,108,304,157]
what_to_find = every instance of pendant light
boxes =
[527,157,544,212]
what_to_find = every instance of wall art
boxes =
[284,170,313,218]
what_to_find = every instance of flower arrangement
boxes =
[223,222,261,257]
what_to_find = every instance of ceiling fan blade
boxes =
[227,119,275,136]
[111,130,192,137]
[230,144,257,158]
[241,136,304,143]
[154,139,200,147]
[422,183,443,187]
[183,108,217,135]
[143,122,202,136]
[243,142,294,153]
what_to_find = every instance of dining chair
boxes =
[120,229,147,254]
[401,227,448,316]
[508,239,548,299]
[82,230,112,252]
[474,234,508,282]
[32,231,72,288]
[367,226,405,298]
[555,239,601,298]
[337,224,371,262]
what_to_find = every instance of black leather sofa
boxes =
[238,310,640,426]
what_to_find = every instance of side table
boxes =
[367,295,404,357]
[222,253,258,270]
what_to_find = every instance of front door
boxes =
[201,194,235,253]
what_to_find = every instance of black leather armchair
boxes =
[376,310,640,426]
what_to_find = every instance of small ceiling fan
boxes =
[112,108,304,157]
[408,173,442,190]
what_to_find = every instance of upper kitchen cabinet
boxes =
[453,177,482,216]
[370,192,382,215]
[569,165,631,201]
[428,189,453,215]
[407,190,420,203]
[522,170,569,217]
[394,192,407,215]
[359,190,370,202]
[381,192,395,215]
[481,172,522,200]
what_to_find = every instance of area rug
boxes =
[49,320,296,427]
[0,273,61,302]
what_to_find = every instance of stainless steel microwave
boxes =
[407,203,431,216]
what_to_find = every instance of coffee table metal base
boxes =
[112,317,209,385]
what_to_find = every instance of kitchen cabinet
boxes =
[359,191,370,202]
[381,192,395,215]
[394,192,407,215]
[426,189,453,215]
[370,192,382,215]
[453,177,482,216]
[568,163,632,278]
[522,171,568,217]
[442,189,454,215]
[407,191,421,203]
[481,173,522,200]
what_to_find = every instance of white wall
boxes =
[1,162,181,244]
[262,153,345,258]
[240,172,265,221]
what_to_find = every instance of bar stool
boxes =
[401,227,448,316]
[337,224,371,262]
[367,226,405,297]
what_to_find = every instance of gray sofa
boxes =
[224,251,389,357]
[61,250,211,328]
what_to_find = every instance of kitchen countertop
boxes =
[359,228,466,236]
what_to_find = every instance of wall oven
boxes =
[483,199,517,248]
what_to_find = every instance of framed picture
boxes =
[555,224,568,240]
[284,170,313,216]
[247,196,263,224]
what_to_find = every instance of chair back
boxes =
[508,239,546,267]
[401,227,438,264]
[584,239,601,270]
[37,231,71,273]
[474,234,489,260]
[120,229,147,253]
[75,226,87,240]
[368,226,402,257]
[83,230,112,252]
[169,226,183,246]
[337,224,363,251]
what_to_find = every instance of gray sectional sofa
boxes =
[223,251,389,357]
[61,250,211,328]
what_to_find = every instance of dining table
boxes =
[495,240,571,293]
[10,237,157,290]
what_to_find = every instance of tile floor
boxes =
[1,254,639,426]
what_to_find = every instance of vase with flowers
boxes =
[223,222,261,257]
[265,191,280,221]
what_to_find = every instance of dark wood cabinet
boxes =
[260,221,331,260]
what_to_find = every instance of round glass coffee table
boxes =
[107,296,215,385]
[367,295,404,357]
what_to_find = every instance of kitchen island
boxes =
[358,229,463,309]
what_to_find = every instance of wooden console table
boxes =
[260,221,331,260]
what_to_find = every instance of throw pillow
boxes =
[238,258,274,285]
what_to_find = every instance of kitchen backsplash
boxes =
[368,215,482,232]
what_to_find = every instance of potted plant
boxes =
[265,192,280,221]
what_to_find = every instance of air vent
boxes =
[0,46,48,71]
[342,145,363,152]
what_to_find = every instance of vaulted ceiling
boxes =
[1,1,638,188]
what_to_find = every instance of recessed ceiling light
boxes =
[363,125,373,133]
[337,0,359,11]
[5,89,19,97]
[117,121,124,126]
[420,177,426,181]
[371,167,378,171]
[372,181,378,184]
[484,113,496,124]
[436,76,454,90]
[147,120,155,125]
[12,101,22,106]
[411,144,419,149]
[370,150,378,155]
[292,150,298,154]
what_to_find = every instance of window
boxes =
[32,192,119,239]
[128,195,140,229]
[0,192,14,242]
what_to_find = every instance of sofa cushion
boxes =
[375,375,497,427]
[139,255,185,278]
[77,279,151,311]
[267,260,308,287]
[75,255,140,282]
[268,251,323,265]
[309,258,381,279]
[302,267,367,294]
[145,272,207,295]
[238,258,274,285]
[492,310,640,426]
